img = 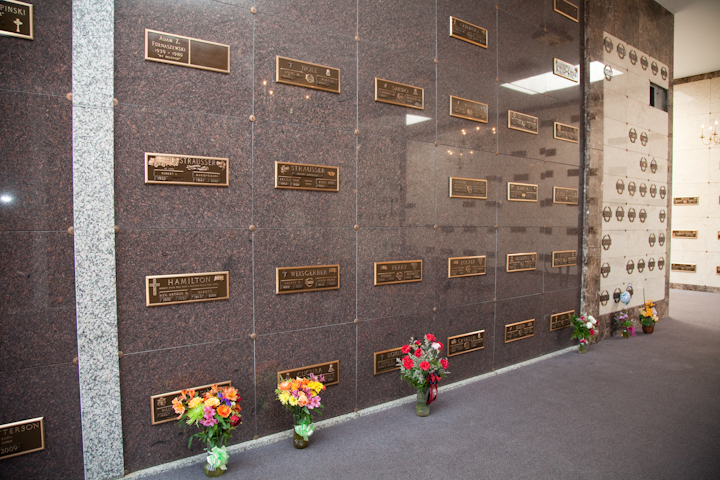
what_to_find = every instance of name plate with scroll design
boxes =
[671,263,696,273]
[672,230,697,239]
[506,253,537,272]
[276,56,340,94]
[276,265,340,294]
[553,186,578,204]
[145,29,230,73]
[448,256,486,278]
[373,347,403,375]
[278,360,339,387]
[554,122,579,143]
[673,197,699,205]
[449,16,488,48]
[553,58,579,82]
[146,272,229,307]
[145,153,229,187]
[508,182,538,202]
[374,260,423,285]
[508,110,539,134]
[552,250,577,268]
[550,310,574,331]
[554,0,579,22]
[447,330,485,357]
[275,162,339,192]
[449,95,489,123]
[0,417,44,460]
[150,382,231,425]
[375,78,424,110]
[0,0,33,40]
[449,177,487,199]
[505,319,535,343]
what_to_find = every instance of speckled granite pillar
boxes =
[72,1,124,479]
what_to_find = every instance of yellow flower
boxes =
[288,396,299,406]
[278,391,291,405]
[188,397,204,409]
[204,396,220,408]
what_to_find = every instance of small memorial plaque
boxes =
[276,56,340,94]
[276,264,340,294]
[506,252,537,273]
[659,233,666,246]
[275,162,339,192]
[145,153,229,187]
[0,418,44,460]
[373,347,403,375]
[508,110,539,134]
[660,186,666,198]
[641,56,649,70]
[601,263,610,277]
[374,260,423,285]
[554,122,579,143]
[375,78,424,110]
[449,16,488,48]
[599,291,610,305]
[449,177,488,199]
[673,197,699,205]
[505,319,535,343]
[553,58,579,83]
[671,263,696,273]
[554,0,579,22]
[447,330,485,357]
[146,272,229,307]
[658,257,665,270]
[145,29,230,73]
[278,360,339,387]
[0,0,33,40]
[648,258,656,271]
[672,230,698,239]
[448,256,487,278]
[151,382,231,425]
[552,250,577,268]
[449,95,489,123]
[717,266,720,275]
[651,159,658,173]
[508,182,539,202]
[550,310,574,331]
[553,186,578,205]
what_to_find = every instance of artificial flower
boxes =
[216,405,231,418]
[403,356,415,369]
[401,344,411,354]
[230,415,241,427]
[204,396,220,408]
[589,329,595,335]
[420,361,430,371]
[298,394,309,407]
[188,396,204,409]
[223,387,239,401]
[172,397,185,415]
[440,358,449,369]
[278,381,292,391]
[414,348,423,358]
[425,334,436,342]
[586,321,593,329]
[415,340,421,345]
[432,342,441,350]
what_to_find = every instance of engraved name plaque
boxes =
[151,382,231,425]
[550,310,574,331]
[672,230,698,239]
[276,265,340,294]
[449,95,489,123]
[671,263,696,273]
[554,122,579,143]
[0,0,33,40]
[275,162,339,192]
[373,347,403,375]
[673,197,699,205]
[278,360,339,387]
[0,418,44,460]
[508,110,539,134]
[145,153,229,187]
[276,56,340,94]
[146,272,229,307]
[506,253,537,272]
[553,58,579,83]
[145,29,230,73]
[448,256,487,278]
[447,330,485,357]
[375,78,424,109]
[553,186,578,205]
[552,250,577,268]
[508,182,539,202]
[505,319,535,343]
[449,177,488,199]
[374,260,423,285]
[449,16,488,48]
[554,0,579,22]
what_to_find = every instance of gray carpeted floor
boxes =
[142,289,720,479]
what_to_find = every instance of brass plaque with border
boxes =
[373,347,403,375]
[506,253,537,272]
[276,264,340,294]
[449,16,488,48]
[0,417,44,460]
[276,56,340,94]
[275,161,339,192]
[449,95,489,123]
[673,197,699,205]
[449,177,487,199]
[508,110,539,134]
[672,230,698,239]
[145,29,230,73]
[554,0,579,22]
[0,0,33,40]
[508,182,538,202]
[550,310,574,331]
[671,263,696,273]
[448,256,486,278]
[553,58,579,83]
[374,260,423,285]
[145,153,229,187]
[552,250,577,268]
[278,360,339,387]
[447,330,485,357]
[505,319,535,343]
[553,186,578,204]
[375,78,424,110]
[150,381,231,425]
[554,122,579,143]
[146,272,229,307]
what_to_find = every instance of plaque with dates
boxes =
[671,263,696,273]
[275,162,339,192]
[447,330,485,357]
[278,360,339,387]
[448,256,487,278]
[552,250,577,268]
[151,382,231,425]
[553,186,578,205]
[554,122,579,143]
[449,177,488,199]
[554,0,579,22]
[449,16,488,48]
[0,0,33,40]
[373,347,403,375]
[374,260,423,285]
[673,197,699,205]
[145,29,230,73]
[672,231,697,239]
[145,153,229,187]
[146,272,229,307]
[508,110,539,134]
[0,418,44,460]
[553,58,579,83]
[375,78,424,110]
[506,253,537,273]
[276,56,340,94]
[276,265,340,294]
[508,182,538,202]
[505,319,535,343]
[550,310,574,331]
[449,95,489,123]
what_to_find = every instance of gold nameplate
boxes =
[508,182,538,202]
[672,230,698,239]
[278,360,339,387]
[145,29,230,73]
[146,272,229,307]
[275,161,339,192]
[375,78,424,110]
[0,0,33,40]
[145,153,229,187]
[374,260,423,285]
[553,58,579,83]
[673,197,699,205]
[449,16,488,48]
[276,56,340,94]
[550,310,574,331]
[671,263,696,273]
[507,253,537,272]
[554,122,579,143]
[449,177,488,199]
[276,265,340,294]
[447,330,485,357]
[150,382,231,425]
[0,418,44,460]
[373,347,403,375]
[508,110,539,135]
[505,319,535,343]
[552,250,577,268]
[554,0,579,22]
[553,186,579,205]
[448,256,486,278]
[449,95,489,123]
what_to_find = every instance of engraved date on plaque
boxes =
[276,56,340,94]
[151,382,231,425]
[275,162,339,192]
[550,310,574,331]
[447,330,485,357]
[276,265,340,294]
[553,186,578,205]
[508,182,539,202]
[672,230,698,239]
[0,418,44,460]
[374,260,423,285]
[508,110,539,134]
[449,95,489,123]
[145,29,230,73]
[146,272,229,307]
[554,0,579,22]
[449,177,487,199]
[373,347,403,375]
[375,78,424,109]
[145,153,229,187]
[506,253,537,272]
[505,319,535,343]
[448,256,487,278]
[552,250,577,268]
[671,263,696,273]
[0,0,33,40]
[553,58,579,83]
[554,122,579,143]
[278,361,339,387]
[673,197,699,205]
[449,16,488,48]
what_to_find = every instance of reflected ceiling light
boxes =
[406,114,432,126]
[268,90,274,95]
[0,194,13,204]
[262,80,267,85]
[500,62,619,95]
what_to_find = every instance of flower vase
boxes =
[642,325,654,334]
[292,414,312,449]
[416,390,430,417]
[578,343,588,353]
[621,328,630,338]
[203,442,226,477]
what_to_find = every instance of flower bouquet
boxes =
[615,310,635,338]
[275,374,325,449]
[396,334,450,417]
[639,300,659,333]
[570,313,597,353]
[173,385,242,477]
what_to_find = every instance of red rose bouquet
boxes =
[397,334,450,409]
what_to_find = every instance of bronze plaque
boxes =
[145,29,230,73]
[554,122,579,143]
[553,186,578,205]
[672,230,698,239]
[552,250,577,268]
[449,177,488,199]
[505,319,535,343]
[150,381,231,425]
[553,58,579,83]
[145,153,229,187]
[550,310,574,331]
[508,182,539,202]
[0,0,33,40]
[506,253,537,273]
[673,197,699,205]
[554,0,579,22]
[275,161,339,192]
[449,16,488,48]
[373,347,403,375]
[374,260,423,285]
[276,56,340,94]
[449,95,489,123]
[447,330,485,357]
[717,266,720,275]
[146,272,229,307]
[375,78,424,110]
[671,263,696,273]
[278,360,339,387]
[508,110,539,135]
[0,418,44,460]
[448,256,487,278]
[276,264,340,294]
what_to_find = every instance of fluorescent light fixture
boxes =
[406,114,432,125]
[501,62,621,95]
